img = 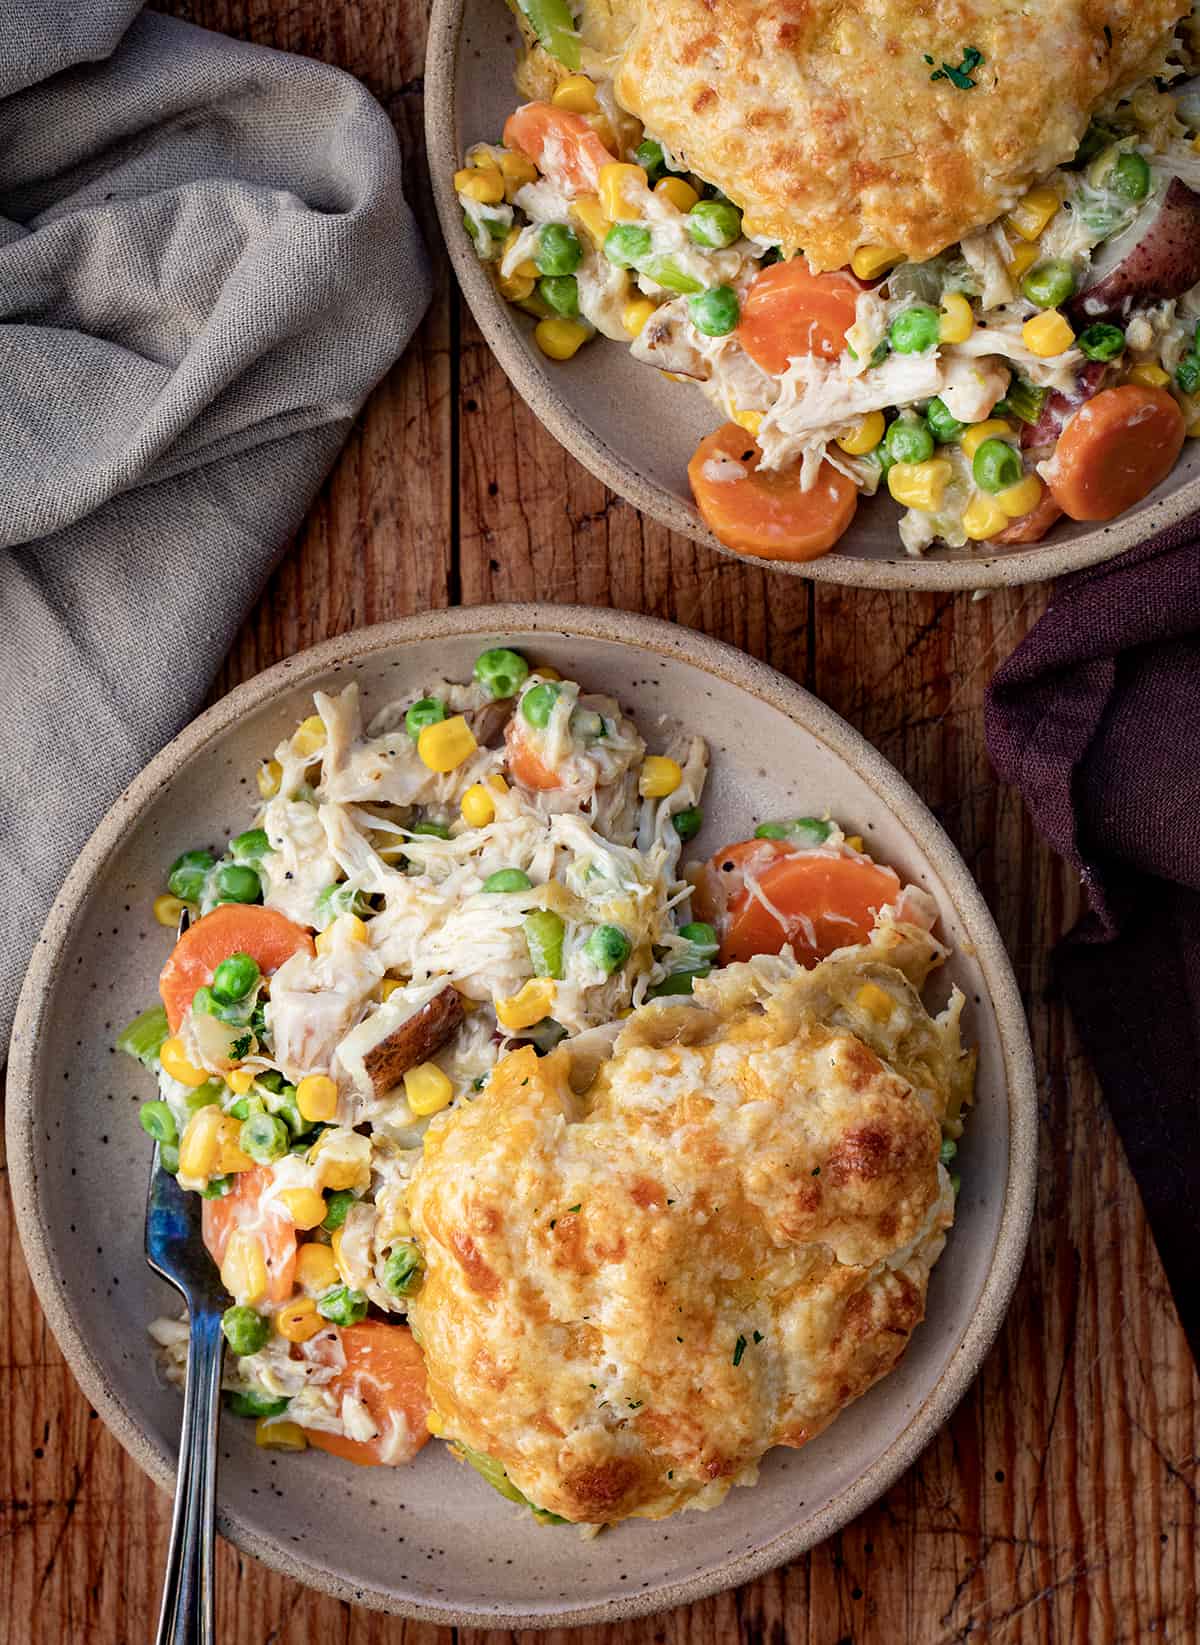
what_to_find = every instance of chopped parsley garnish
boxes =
[566,1204,581,1214]
[733,1334,747,1367]
[230,1033,253,1060]
[753,1330,764,1344]
[928,45,983,89]
[628,1399,643,1409]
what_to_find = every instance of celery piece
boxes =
[640,255,704,295]
[516,0,580,70]
[116,1004,169,1069]
[1003,377,1049,426]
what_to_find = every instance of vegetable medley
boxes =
[122,645,960,1475]
[457,5,1200,561]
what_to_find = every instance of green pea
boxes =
[973,437,1022,494]
[939,1136,958,1164]
[678,921,718,959]
[257,1070,285,1094]
[221,1305,270,1357]
[410,821,452,839]
[239,1111,288,1164]
[539,274,580,318]
[672,806,703,841]
[316,1284,369,1326]
[1177,354,1200,395]
[688,285,740,337]
[191,985,217,1017]
[228,1096,258,1122]
[524,909,566,979]
[522,681,560,727]
[405,697,446,738]
[604,222,652,269]
[159,1142,181,1175]
[167,848,214,902]
[647,965,711,998]
[474,647,530,700]
[1020,259,1076,310]
[139,1101,177,1146]
[634,138,667,184]
[585,924,631,975]
[1077,323,1126,362]
[687,199,742,249]
[231,828,271,862]
[1113,152,1150,201]
[201,1176,233,1200]
[754,817,831,846]
[211,951,261,1005]
[889,305,940,354]
[885,417,935,466]
[273,1088,306,1136]
[926,396,965,442]
[322,1189,358,1231]
[185,1080,224,1115]
[482,867,532,893]
[213,863,261,904]
[226,1390,289,1418]
[536,222,582,276]
[382,1242,425,1297]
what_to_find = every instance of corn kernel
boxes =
[534,316,592,360]
[461,783,497,828]
[426,1409,446,1437]
[1022,310,1075,358]
[886,458,953,512]
[655,176,700,212]
[417,714,478,773]
[179,1105,224,1178]
[1005,241,1040,281]
[850,244,902,281]
[939,291,975,345]
[296,1074,338,1124]
[622,295,657,338]
[403,1061,454,1118]
[962,492,1010,540]
[256,758,282,799]
[836,409,885,456]
[570,193,610,246]
[584,112,618,151]
[856,982,893,1022]
[730,406,763,436]
[961,419,1016,461]
[598,161,647,220]
[256,1417,307,1452]
[296,1242,339,1294]
[278,1187,328,1230]
[551,73,599,114]
[275,1297,324,1343]
[153,893,186,928]
[1006,185,1060,242]
[639,755,682,798]
[292,715,326,758]
[161,1036,210,1089]
[496,977,557,1031]
[454,165,505,205]
[845,835,864,853]
[995,474,1045,519]
[315,914,366,956]
[220,1230,268,1306]
[227,1067,255,1095]
[489,772,510,791]
[1128,360,1171,389]
[497,268,535,302]
[381,976,405,1001]
[216,1114,254,1175]
[498,150,538,195]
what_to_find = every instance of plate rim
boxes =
[424,0,1200,590]
[7,602,1038,1626]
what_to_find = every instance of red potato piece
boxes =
[362,986,464,1097]
[1047,384,1185,522]
[1068,178,1200,325]
[1021,361,1109,451]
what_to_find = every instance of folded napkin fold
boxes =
[986,525,1200,1360]
[0,4,430,1046]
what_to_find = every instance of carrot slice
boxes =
[504,718,561,791]
[202,1166,297,1304]
[502,102,615,197]
[736,262,861,376]
[993,487,1063,545]
[306,1322,431,1467]
[689,424,858,561]
[1047,384,1185,522]
[694,839,901,966]
[159,904,315,1032]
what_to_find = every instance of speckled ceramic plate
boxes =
[8,606,1036,1627]
[425,0,1200,589]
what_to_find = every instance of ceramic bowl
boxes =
[425,0,1200,589]
[8,605,1036,1626]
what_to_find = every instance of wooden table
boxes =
[3,3,1198,1640]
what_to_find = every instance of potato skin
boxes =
[362,985,464,1096]
[1070,178,1200,324]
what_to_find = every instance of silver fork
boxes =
[146,909,223,1645]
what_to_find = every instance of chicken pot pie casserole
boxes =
[453,1,1200,562]
[121,646,974,1524]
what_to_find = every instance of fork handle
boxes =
[154,1306,224,1645]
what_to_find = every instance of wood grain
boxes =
[2,1,1198,1640]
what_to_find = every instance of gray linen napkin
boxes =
[0,5,431,1045]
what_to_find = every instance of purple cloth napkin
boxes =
[986,525,1200,1360]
